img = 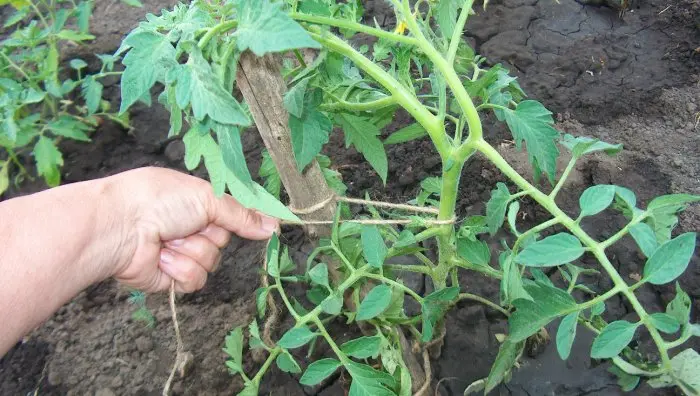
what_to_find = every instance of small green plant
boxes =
[118,0,699,395]
[128,290,155,328]
[0,0,135,194]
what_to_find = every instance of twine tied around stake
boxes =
[282,194,456,226]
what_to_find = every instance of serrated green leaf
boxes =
[341,336,382,359]
[300,358,342,386]
[321,293,343,315]
[556,311,579,360]
[290,91,332,171]
[76,1,92,33]
[119,31,176,113]
[259,150,281,199]
[55,30,95,42]
[283,76,309,118]
[500,253,532,305]
[357,284,392,321]
[650,313,680,334]
[81,76,103,115]
[336,114,388,183]
[486,182,510,235]
[33,136,63,187]
[579,184,616,217]
[47,116,91,142]
[666,283,691,325]
[223,326,244,373]
[643,232,696,285]
[276,350,302,373]
[484,338,525,394]
[503,100,560,182]
[235,0,320,56]
[279,246,295,274]
[266,233,280,277]
[361,225,388,268]
[346,361,396,396]
[647,194,700,211]
[421,287,459,342]
[560,134,622,158]
[278,326,317,349]
[383,122,427,145]
[183,51,250,126]
[215,124,252,185]
[629,222,659,258]
[255,287,268,318]
[309,263,329,288]
[507,201,520,234]
[509,282,577,342]
[456,237,491,266]
[590,320,639,359]
[435,0,459,37]
[516,233,584,267]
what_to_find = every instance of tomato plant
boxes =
[117,0,699,394]
[0,0,136,194]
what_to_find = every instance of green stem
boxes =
[446,0,474,64]
[272,283,300,321]
[293,49,307,68]
[320,95,397,112]
[549,156,577,199]
[400,0,483,142]
[475,139,673,372]
[197,20,237,49]
[665,325,693,350]
[29,0,50,29]
[250,348,280,384]
[312,317,351,364]
[600,213,649,249]
[450,256,503,279]
[291,13,419,46]
[308,30,450,159]
[385,264,432,275]
[458,293,509,316]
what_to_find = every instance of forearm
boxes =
[0,177,125,355]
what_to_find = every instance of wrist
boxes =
[86,174,138,282]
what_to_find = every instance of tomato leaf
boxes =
[361,225,388,268]
[341,336,382,359]
[508,282,577,342]
[300,358,341,386]
[579,184,616,217]
[336,114,388,184]
[421,287,459,342]
[503,100,560,182]
[33,136,63,187]
[642,232,696,285]
[556,311,579,360]
[516,233,584,267]
[590,320,639,359]
[629,222,659,258]
[234,0,320,56]
[277,326,317,349]
[486,182,510,235]
[356,284,392,321]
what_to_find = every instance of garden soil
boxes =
[1,0,699,395]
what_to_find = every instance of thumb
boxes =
[208,194,279,240]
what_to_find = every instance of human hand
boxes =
[103,167,278,293]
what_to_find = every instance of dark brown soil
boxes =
[1,1,699,395]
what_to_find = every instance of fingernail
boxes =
[160,250,174,265]
[167,238,185,247]
[260,215,279,234]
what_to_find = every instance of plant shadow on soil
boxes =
[1,0,699,395]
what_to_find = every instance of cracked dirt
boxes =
[1,0,698,395]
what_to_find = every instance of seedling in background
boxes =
[0,0,137,194]
[117,0,699,395]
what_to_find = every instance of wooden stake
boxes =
[236,52,336,237]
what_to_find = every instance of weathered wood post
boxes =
[236,52,335,237]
